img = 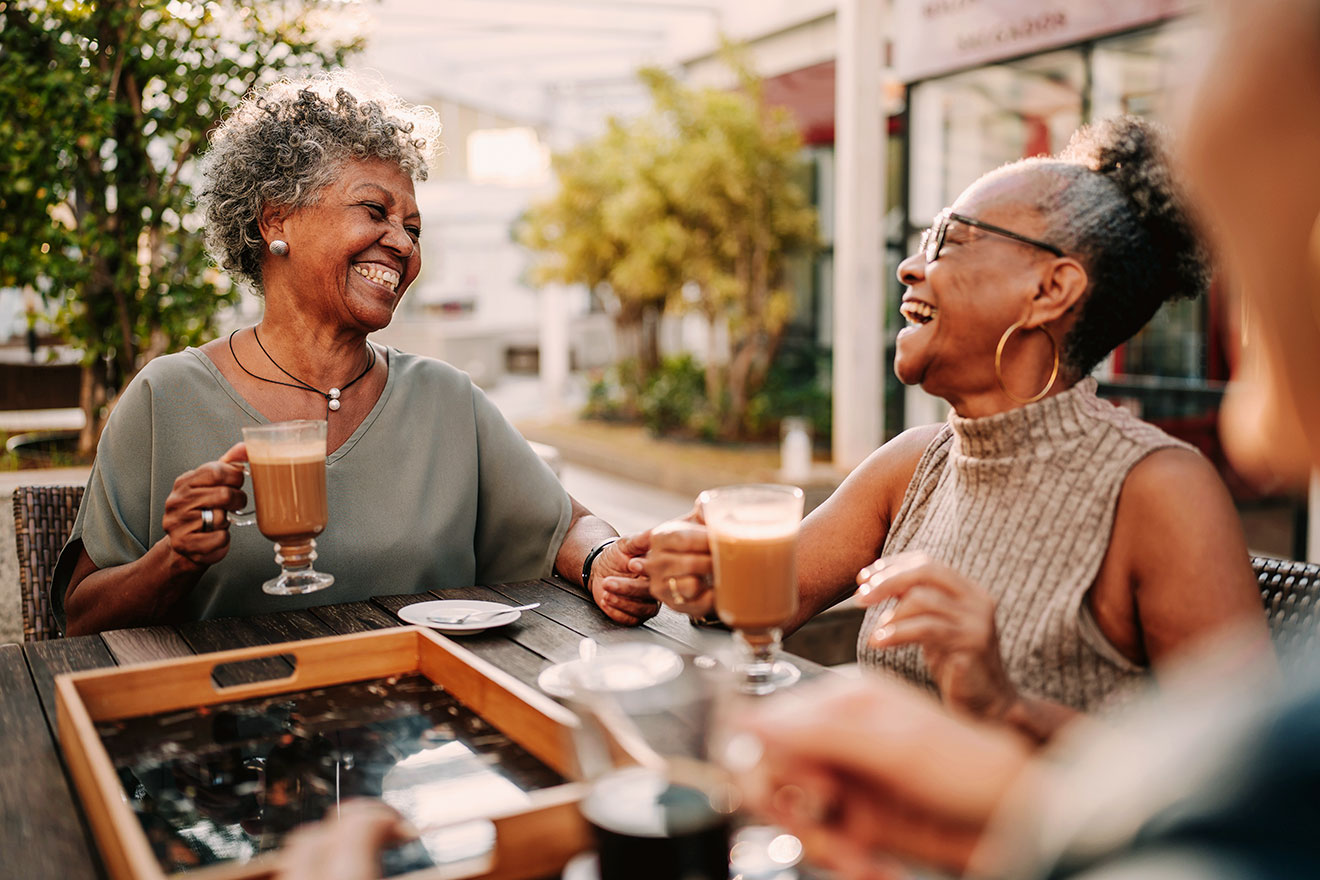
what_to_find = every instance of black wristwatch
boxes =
[581,537,619,590]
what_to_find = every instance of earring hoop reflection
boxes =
[995,319,1059,404]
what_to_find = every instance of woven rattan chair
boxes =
[12,484,83,641]
[1252,554,1320,656]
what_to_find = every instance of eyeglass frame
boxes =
[920,209,1065,263]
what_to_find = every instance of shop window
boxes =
[909,50,1086,226]
[1089,18,1211,131]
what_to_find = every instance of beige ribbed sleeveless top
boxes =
[857,378,1191,712]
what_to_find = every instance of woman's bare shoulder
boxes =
[1115,445,1254,585]
[1120,446,1229,515]
[850,423,945,488]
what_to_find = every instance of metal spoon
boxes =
[427,602,540,625]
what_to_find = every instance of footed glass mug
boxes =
[231,419,335,595]
[699,483,804,695]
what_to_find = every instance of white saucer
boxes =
[397,599,524,635]
[537,643,684,697]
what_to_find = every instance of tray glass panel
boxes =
[95,673,564,875]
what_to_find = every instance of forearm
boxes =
[782,577,858,636]
[64,538,206,635]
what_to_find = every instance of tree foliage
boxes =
[517,50,818,438]
[0,0,363,452]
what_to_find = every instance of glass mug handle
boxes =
[229,461,257,527]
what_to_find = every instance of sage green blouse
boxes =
[51,347,572,626]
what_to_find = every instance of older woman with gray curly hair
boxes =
[53,75,657,633]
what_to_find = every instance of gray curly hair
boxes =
[987,116,1209,376]
[197,72,441,293]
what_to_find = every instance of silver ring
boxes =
[200,508,215,532]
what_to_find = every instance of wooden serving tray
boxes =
[56,626,588,880]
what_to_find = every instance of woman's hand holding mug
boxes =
[162,441,250,568]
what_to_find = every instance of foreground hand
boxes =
[856,552,1017,722]
[278,799,414,880]
[162,442,249,568]
[590,532,660,625]
[645,515,715,618]
[727,676,1031,878]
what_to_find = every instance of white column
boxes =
[539,283,572,417]
[1309,470,1320,563]
[831,0,887,470]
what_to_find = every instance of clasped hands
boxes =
[587,532,661,626]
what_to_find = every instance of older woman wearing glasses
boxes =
[646,116,1270,743]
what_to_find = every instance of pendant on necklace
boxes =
[328,387,341,411]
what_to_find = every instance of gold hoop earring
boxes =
[995,319,1059,404]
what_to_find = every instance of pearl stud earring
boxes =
[269,240,289,256]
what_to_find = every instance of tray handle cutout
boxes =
[210,652,298,691]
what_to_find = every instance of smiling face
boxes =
[267,157,422,333]
[894,168,1062,405]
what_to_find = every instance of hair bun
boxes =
[1059,116,1208,304]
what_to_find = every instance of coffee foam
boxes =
[246,439,325,464]
[706,515,798,541]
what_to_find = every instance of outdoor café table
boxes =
[0,576,830,879]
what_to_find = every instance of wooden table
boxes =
[0,577,828,879]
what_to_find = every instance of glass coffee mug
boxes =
[699,484,804,695]
[230,419,335,595]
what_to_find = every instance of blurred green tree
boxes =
[0,0,363,453]
[517,50,817,438]
[515,117,685,394]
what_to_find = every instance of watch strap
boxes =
[581,537,620,590]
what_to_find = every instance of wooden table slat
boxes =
[100,625,194,666]
[0,645,102,880]
[24,634,118,742]
[176,609,334,687]
[536,575,706,648]
[481,580,694,663]
[307,599,400,634]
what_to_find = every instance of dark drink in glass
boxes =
[581,765,732,880]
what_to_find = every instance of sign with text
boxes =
[895,0,1199,81]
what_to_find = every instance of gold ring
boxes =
[667,576,683,605]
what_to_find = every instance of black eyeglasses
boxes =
[919,209,1065,263]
